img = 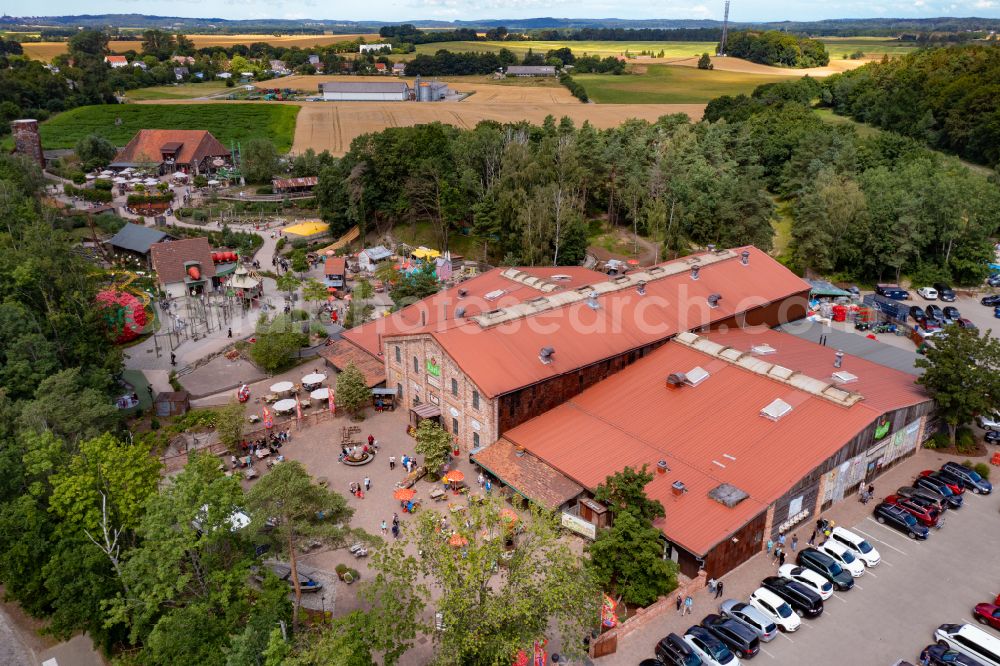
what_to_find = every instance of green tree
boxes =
[593,464,665,523]
[75,134,117,170]
[354,277,374,300]
[697,53,713,70]
[390,264,440,307]
[242,138,280,184]
[275,272,300,298]
[335,362,370,417]
[19,368,119,443]
[140,29,175,60]
[215,401,246,452]
[301,278,330,317]
[247,460,354,628]
[588,509,678,607]
[414,419,452,478]
[250,313,306,373]
[917,328,1000,444]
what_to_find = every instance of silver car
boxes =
[719,599,779,642]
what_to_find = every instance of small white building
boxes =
[105,55,129,68]
[359,43,392,54]
[320,81,409,102]
[358,245,392,272]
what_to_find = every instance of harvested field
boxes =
[22,33,380,61]
[669,55,868,77]
[258,74,577,104]
[289,101,705,154]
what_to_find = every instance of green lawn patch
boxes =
[576,65,787,104]
[125,81,233,101]
[39,103,300,153]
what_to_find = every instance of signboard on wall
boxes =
[561,511,597,540]
[874,419,891,440]
[426,357,441,377]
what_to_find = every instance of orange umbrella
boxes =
[393,488,416,501]
[448,533,468,547]
[444,469,465,483]
[500,508,519,524]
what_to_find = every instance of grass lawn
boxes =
[771,199,794,263]
[393,220,489,261]
[818,37,918,59]
[39,104,300,152]
[577,65,787,104]
[125,81,234,101]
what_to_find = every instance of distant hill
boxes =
[3,13,1000,35]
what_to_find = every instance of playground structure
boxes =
[320,225,360,254]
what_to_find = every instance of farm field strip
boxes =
[576,64,790,104]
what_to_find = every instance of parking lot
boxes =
[613,448,1000,665]
[760,467,1000,664]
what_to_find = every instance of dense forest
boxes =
[724,30,830,68]
[315,76,999,285]
[827,44,1000,168]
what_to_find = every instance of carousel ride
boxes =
[96,272,153,344]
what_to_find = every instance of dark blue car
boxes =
[873,502,930,540]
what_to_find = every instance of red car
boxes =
[919,470,965,495]
[975,603,1000,630]
[885,494,942,528]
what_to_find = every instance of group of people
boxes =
[349,477,372,499]
[859,483,876,504]
[240,430,289,456]
[380,513,402,539]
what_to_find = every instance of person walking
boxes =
[227,327,233,338]
[715,581,724,599]
[777,533,786,549]
[368,434,375,447]
[380,519,387,535]
[684,595,693,615]
[363,476,371,491]
[676,594,683,615]
[791,535,799,552]
[778,549,786,567]
[389,455,396,470]
[392,513,399,527]
[808,529,817,546]
[766,538,774,556]
[478,472,485,487]
[391,523,399,539]
[707,577,717,595]
[773,546,782,565]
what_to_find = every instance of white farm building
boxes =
[359,43,392,53]
[320,81,409,101]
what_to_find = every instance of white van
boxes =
[934,623,1000,666]
[829,526,881,567]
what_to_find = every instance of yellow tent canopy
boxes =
[283,221,330,237]
[411,246,441,260]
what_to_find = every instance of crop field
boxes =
[412,40,718,59]
[39,103,299,152]
[818,37,918,59]
[21,33,380,61]
[576,65,788,104]
[125,81,234,101]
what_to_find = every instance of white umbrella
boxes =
[302,373,326,385]
[121,167,132,174]
[208,180,220,186]
[269,381,293,394]
[310,387,330,401]
[113,177,127,184]
[273,398,297,413]
[172,172,188,179]
[85,174,96,180]
[100,170,113,176]
[130,177,142,183]
[144,178,159,186]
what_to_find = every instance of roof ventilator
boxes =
[834,350,844,369]
[586,291,600,310]
[484,289,505,301]
[709,483,749,508]
[665,372,688,389]
[751,343,777,355]
[760,398,793,421]
[458,288,468,298]
[455,306,466,318]
[671,480,688,497]
[539,347,555,365]
[740,250,750,265]
[707,293,722,309]
[691,265,701,281]
[636,280,647,296]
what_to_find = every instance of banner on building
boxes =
[601,594,618,628]
[328,390,335,414]
[262,406,273,429]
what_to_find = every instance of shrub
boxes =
[192,209,208,222]
[974,462,990,481]
[309,322,328,337]
[93,179,113,191]
[291,309,309,321]
[335,563,348,577]
[256,185,273,195]
[558,73,588,102]
[70,172,86,185]
[150,418,160,431]
[348,568,359,581]
[276,237,287,251]
[291,238,308,250]
[956,427,977,454]
[924,432,950,449]
[177,207,194,218]
[193,175,208,188]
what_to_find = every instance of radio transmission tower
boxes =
[718,0,731,55]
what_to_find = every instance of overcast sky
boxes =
[9,0,1000,22]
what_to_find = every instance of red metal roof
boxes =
[115,129,229,167]
[324,256,346,276]
[345,247,810,398]
[272,176,319,190]
[503,329,929,556]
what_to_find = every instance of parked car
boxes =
[993,306,1000,319]
[986,431,1000,444]
[976,413,1000,433]
[873,502,929,539]
[934,283,957,302]
[918,286,939,300]
[988,274,1000,288]
[655,632,704,666]
[943,305,961,321]
[778,564,833,600]
[683,625,740,666]
[981,295,1000,306]
[252,563,323,592]
[701,614,760,659]
[955,318,978,331]
[919,644,987,666]
[876,285,910,300]
[909,305,926,320]
[926,304,945,320]
[974,604,1000,631]
[917,316,943,331]
[760,576,824,618]
[941,462,993,494]
[933,623,1000,666]
[885,494,943,528]
[914,475,965,509]
[748,587,800,633]
[795,547,855,590]
[817,540,867,577]
[896,486,947,514]
[719,600,778,643]
[920,470,966,495]
[827,526,881,567]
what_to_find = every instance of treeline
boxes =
[405,49,518,76]
[534,27,723,41]
[706,76,1000,285]
[724,30,830,67]
[826,44,1000,167]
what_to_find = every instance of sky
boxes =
[8,0,1000,22]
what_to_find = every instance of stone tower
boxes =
[11,119,44,168]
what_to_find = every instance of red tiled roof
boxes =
[272,176,319,190]
[472,438,584,510]
[320,339,385,387]
[150,237,217,285]
[105,55,127,64]
[503,329,930,556]
[347,247,810,398]
[115,130,230,167]
[324,256,346,276]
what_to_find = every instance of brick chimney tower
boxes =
[11,119,44,168]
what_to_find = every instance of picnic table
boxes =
[244,468,258,480]
[263,394,279,404]
[398,465,427,489]
[429,487,447,501]
[255,449,271,459]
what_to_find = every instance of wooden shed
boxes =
[154,390,191,417]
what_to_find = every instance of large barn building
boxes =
[320,81,410,102]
